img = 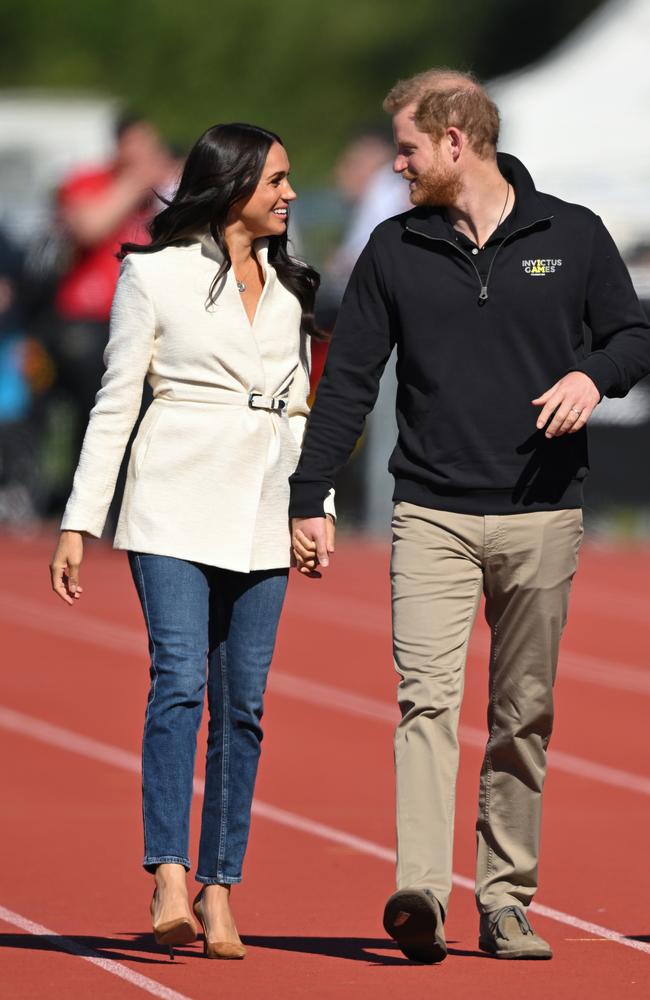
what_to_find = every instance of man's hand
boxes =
[532,372,600,438]
[291,515,336,577]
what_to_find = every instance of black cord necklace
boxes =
[480,181,510,249]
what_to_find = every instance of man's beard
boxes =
[409,162,462,207]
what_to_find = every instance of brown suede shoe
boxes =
[479,906,552,959]
[383,888,447,964]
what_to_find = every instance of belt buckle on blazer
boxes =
[248,392,286,413]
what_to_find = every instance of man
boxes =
[289,70,650,963]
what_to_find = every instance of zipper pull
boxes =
[479,285,488,303]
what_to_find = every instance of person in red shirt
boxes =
[53,114,171,494]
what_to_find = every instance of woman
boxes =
[49,123,335,960]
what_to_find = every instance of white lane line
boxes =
[285,589,650,696]
[1,705,649,959]
[0,592,145,655]
[250,804,650,959]
[0,705,141,772]
[2,593,649,797]
[11,540,650,626]
[0,904,194,1000]
[3,588,650,696]
[269,673,650,798]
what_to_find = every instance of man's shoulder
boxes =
[368,208,422,247]
[535,189,600,229]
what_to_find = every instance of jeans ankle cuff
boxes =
[195,874,242,885]
[144,855,191,874]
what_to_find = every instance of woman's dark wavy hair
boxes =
[120,122,323,338]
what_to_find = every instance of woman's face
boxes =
[230,142,297,237]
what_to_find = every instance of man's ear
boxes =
[447,127,463,162]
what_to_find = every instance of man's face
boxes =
[392,103,461,207]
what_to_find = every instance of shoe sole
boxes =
[383,889,447,964]
[478,938,553,960]
[203,942,246,960]
[153,917,197,947]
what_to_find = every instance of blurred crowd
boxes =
[0,113,183,529]
[1,108,649,533]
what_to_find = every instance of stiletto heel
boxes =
[151,889,197,958]
[193,889,246,960]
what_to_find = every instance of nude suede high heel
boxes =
[150,889,197,960]
[193,889,246,960]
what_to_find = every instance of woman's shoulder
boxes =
[120,242,203,283]
[123,241,199,267]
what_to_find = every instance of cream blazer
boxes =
[61,235,334,572]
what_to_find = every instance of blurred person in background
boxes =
[327,127,411,295]
[51,112,170,495]
[49,122,335,961]
[0,227,43,523]
[290,68,650,964]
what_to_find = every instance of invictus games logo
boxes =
[522,258,563,276]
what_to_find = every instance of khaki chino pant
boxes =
[390,502,583,915]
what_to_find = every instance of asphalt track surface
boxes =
[1,532,649,999]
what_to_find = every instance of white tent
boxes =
[0,91,118,243]
[489,0,650,252]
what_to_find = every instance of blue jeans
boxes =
[128,553,288,884]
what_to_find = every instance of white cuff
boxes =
[323,488,336,521]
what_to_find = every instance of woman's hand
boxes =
[50,531,85,605]
[291,514,335,577]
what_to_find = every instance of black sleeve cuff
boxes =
[288,481,329,519]
[571,352,622,398]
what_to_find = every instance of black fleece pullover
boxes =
[290,154,650,518]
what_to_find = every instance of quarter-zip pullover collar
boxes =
[404,155,554,304]
[404,153,549,241]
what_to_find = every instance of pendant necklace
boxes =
[235,256,256,293]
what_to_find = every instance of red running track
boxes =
[0,532,649,999]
